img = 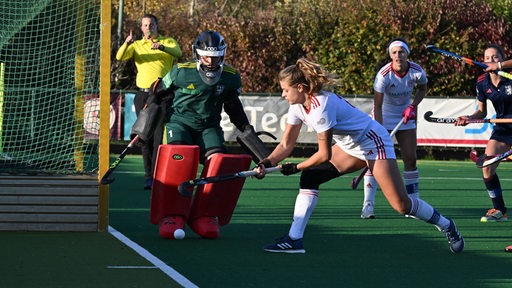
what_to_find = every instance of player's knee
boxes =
[299,161,341,189]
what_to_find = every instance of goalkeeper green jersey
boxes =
[161,62,242,130]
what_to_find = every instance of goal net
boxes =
[0,0,102,175]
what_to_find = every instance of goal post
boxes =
[0,62,4,157]
[98,0,111,232]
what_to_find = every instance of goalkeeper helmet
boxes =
[192,30,226,85]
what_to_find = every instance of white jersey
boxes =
[287,91,396,160]
[373,61,427,130]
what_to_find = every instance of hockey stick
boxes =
[475,149,512,168]
[100,135,140,185]
[424,111,512,124]
[101,101,162,185]
[351,118,404,190]
[178,166,281,197]
[470,149,512,163]
[426,44,512,80]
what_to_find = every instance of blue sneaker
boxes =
[263,235,305,254]
[440,218,464,253]
[144,178,153,190]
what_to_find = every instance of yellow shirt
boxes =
[116,36,182,88]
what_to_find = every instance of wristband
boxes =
[158,44,165,51]
[258,158,272,168]
[498,62,502,71]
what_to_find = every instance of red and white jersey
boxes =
[287,91,372,135]
[373,61,427,130]
[287,91,396,160]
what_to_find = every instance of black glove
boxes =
[253,158,272,180]
[280,163,300,176]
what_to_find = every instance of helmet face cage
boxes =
[193,31,226,67]
[192,30,227,85]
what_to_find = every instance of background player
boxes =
[361,38,427,219]
[455,44,512,223]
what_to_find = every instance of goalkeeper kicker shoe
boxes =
[440,218,464,253]
[480,208,508,222]
[263,235,305,254]
[189,216,220,239]
[159,216,185,239]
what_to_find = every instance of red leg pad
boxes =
[150,145,200,225]
[188,154,252,238]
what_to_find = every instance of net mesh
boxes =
[0,0,101,175]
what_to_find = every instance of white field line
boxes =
[107,266,158,269]
[108,226,199,288]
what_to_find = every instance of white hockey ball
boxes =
[174,229,185,240]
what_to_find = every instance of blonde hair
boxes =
[278,58,339,94]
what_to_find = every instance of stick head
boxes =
[100,177,115,185]
[469,150,479,163]
[351,178,358,190]
[475,154,488,168]
[425,44,437,51]
[177,181,194,197]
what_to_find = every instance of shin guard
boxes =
[188,153,252,238]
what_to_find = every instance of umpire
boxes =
[116,14,182,189]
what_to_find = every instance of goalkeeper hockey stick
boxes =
[426,44,512,80]
[178,166,281,197]
[475,149,512,168]
[101,101,162,185]
[100,135,139,185]
[424,111,512,124]
[351,117,404,190]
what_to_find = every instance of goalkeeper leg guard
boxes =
[188,153,252,238]
[150,145,199,229]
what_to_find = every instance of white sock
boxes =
[404,169,419,199]
[289,189,318,240]
[409,197,450,230]
[363,172,378,205]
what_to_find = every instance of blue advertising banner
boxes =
[123,93,136,140]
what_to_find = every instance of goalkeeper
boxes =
[148,30,270,239]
